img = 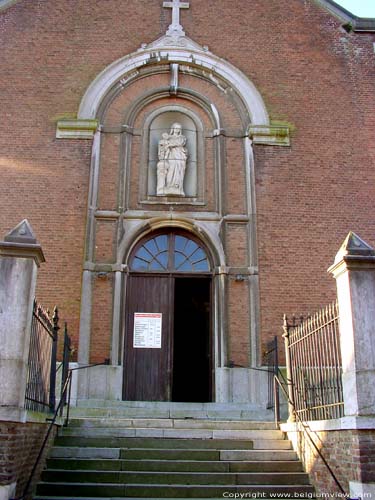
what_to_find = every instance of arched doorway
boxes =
[123,229,213,402]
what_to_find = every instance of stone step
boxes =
[36,482,315,498]
[42,470,311,486]
[59,427,283,440]
[68,401,274,421]
[36,407,312,499]
[46,458,304,473]
[68,407,272,420]
[50,446,299,461]
[54,436,258,449]
[75,400,268,410]
[67,417,277,431]
[54,436,291,450]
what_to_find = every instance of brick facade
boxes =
[286,427,375,495]
[1,1,374,367]
[0,421,57,498]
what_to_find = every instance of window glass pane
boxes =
[132,257,149,271]
[193,259,209,271]
[158,251,168,269]
[175,235,188,252]
[150,259,164,271]
[137,247,152,262]
[144,238,158,256]
[178,260,193,271]
[155,235,168,251]
[185,239,198,256]
[191,248,205,262]
[174,252,186,269]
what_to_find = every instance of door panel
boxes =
[123,275,173,401]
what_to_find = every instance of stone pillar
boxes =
[0,220,45,422]
[328,231,375,418]
[328,231,375,499]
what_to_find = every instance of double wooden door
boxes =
[122,273,212,402]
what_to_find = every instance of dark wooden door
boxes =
[123,275,173,401]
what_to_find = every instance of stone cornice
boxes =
[56,119,98,139]
[248,124,290,147]
[328,255,375,278]
[0,241,45,267]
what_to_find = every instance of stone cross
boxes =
[163,0,189,36]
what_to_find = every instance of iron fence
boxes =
[264,336,279,411]
[59,322,72,415]
[283,300,344,421]
[25,300,59,413]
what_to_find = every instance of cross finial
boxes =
[163,0,190,36]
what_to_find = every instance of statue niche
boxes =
[156,122,188,196]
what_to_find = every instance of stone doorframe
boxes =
[117,217,225,374]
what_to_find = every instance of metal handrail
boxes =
[10,359,110,500]
[274,370,346,496]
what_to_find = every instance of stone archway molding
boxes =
[110,216,227,369]
[56,37,289,146]
[119,215,225,271]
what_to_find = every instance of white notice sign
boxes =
[133,313,162,349]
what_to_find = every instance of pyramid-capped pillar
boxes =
[0,220,45,421]
[0,219,45,265]
[328,232,375,418]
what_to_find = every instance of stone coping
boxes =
[280,415,375,432]
[0,241,45,266]
[0,407,64,425]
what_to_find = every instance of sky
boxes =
[334,0,375,17]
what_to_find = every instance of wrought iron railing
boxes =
[12,358,109,500]
[264,336,279,416]
[283,300,344,421]
[273,371,346,496]
[59,322,72,415]
[25,300,59,413]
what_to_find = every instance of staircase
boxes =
[34,401,314,499]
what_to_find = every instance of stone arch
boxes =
[78,47,270,126]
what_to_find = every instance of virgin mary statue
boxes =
[156,123,188,196]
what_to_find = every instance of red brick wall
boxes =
[0,421,57,499]
[287,428,375,494]
[1,0,374,363]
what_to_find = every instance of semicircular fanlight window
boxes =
[130,233,210,272]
